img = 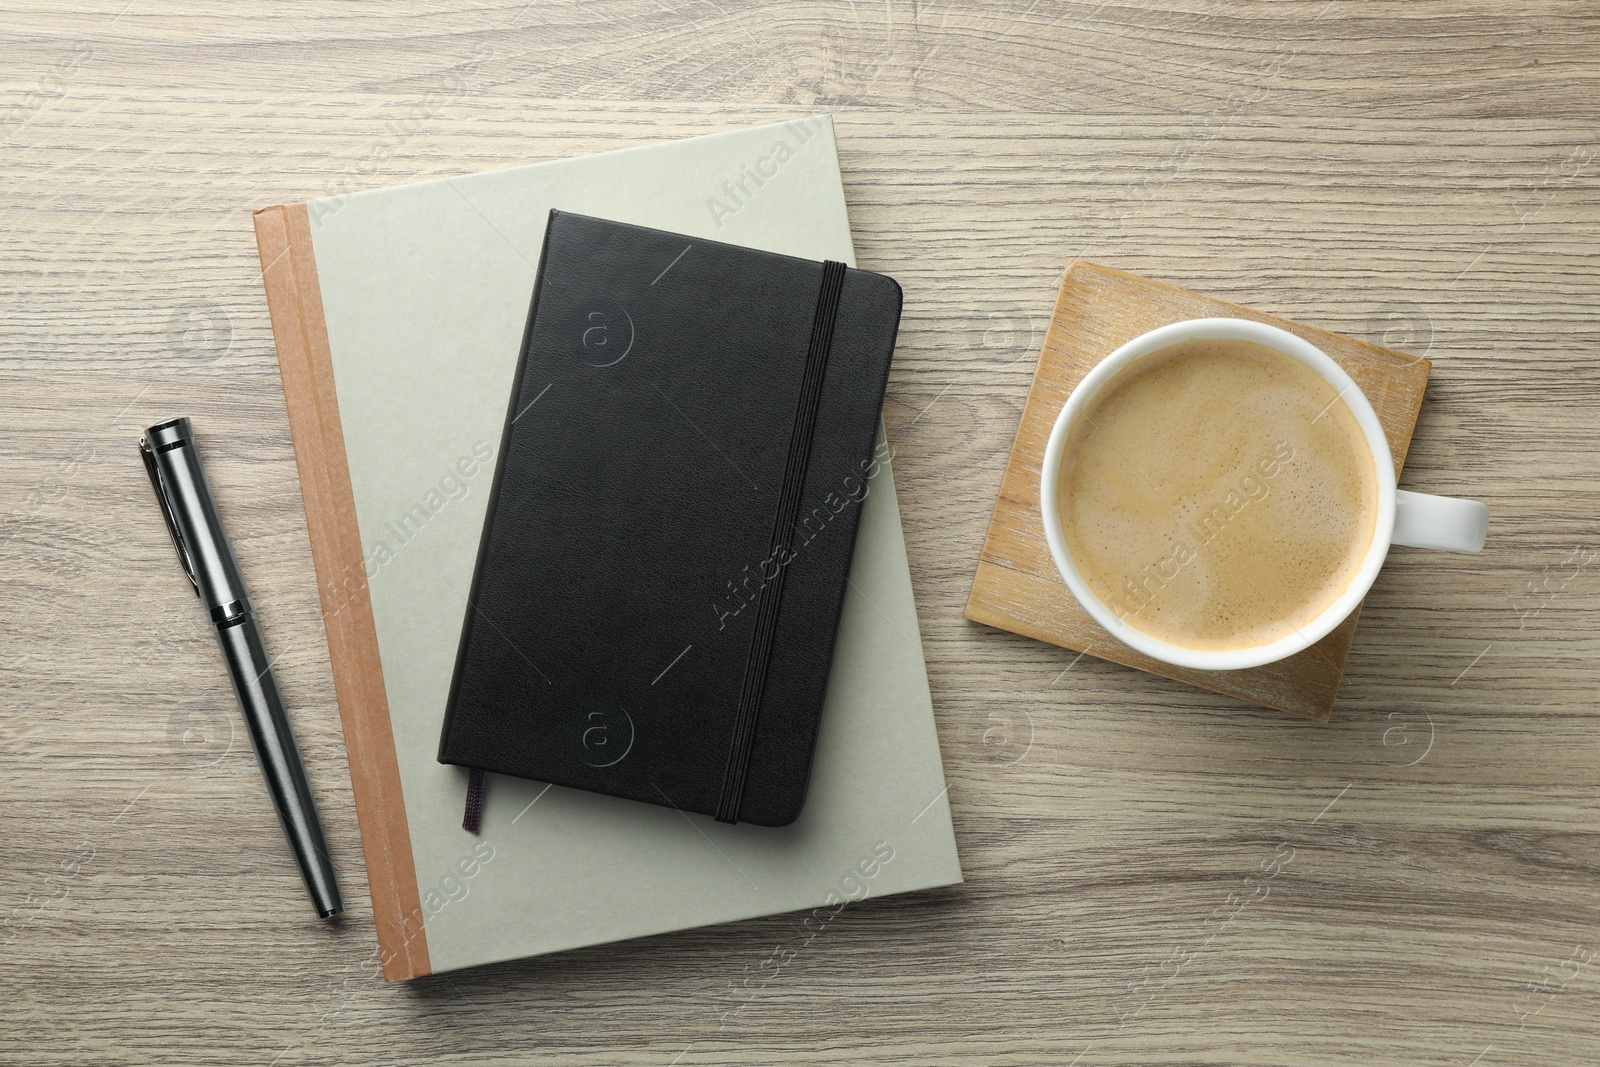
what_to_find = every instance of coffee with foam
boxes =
[1058,338,1378,652]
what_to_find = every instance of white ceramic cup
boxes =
[1040,317,1488,671]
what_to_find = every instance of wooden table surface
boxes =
[4,3,1597,1065]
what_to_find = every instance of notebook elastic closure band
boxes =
[715,260,849,824]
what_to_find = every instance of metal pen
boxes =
[139,417,343,919]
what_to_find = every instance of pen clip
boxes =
[139,436,199,596]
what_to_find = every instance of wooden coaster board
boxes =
[963,261,1432,722]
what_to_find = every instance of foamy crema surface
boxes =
[1059,339,1378,651]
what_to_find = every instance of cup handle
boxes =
[1392,489,1488,553]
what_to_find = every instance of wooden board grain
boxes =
[4,2,1600,1065]
[965,261,1431,721]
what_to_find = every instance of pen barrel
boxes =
[215,614,344,919]
[143,418,251,610]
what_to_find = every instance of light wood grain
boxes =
[3,3,1600,1065]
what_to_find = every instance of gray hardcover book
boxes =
[254,116,960,979]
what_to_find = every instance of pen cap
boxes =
[141,417,252,617]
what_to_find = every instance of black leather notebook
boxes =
[438,211,903,826]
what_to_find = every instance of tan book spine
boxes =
[252,202,431,981]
